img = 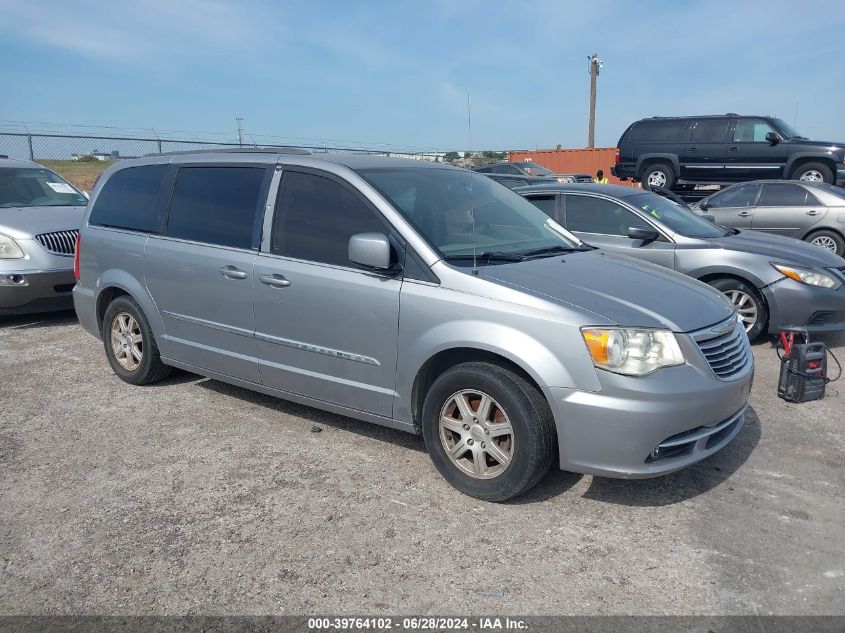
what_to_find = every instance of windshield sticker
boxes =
[46,181,77,194]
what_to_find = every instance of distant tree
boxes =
[77,154,98,163]
[463,151,473,159]
[443,151,459,163]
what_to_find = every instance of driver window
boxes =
[732,119,777,143]
[707,183,760,208]
[564,195,650,237]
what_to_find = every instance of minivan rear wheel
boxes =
[708,278,768,340]
[421,362,555,502]
[641,163,676,190]
[792,162,834,184]
[103,295,171,385]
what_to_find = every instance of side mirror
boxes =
[701,214,716,223]
[628,226,660,242]
[82,190,90,200]
[765,131,780,145]
[699,200,710,211]
[349,232,393,270]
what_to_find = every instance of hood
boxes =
[478,250,734,332]
[706,231,845,269]
[0,206,86,239]
[784,138,845,153]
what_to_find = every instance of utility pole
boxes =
[587,53,603,148]
[236,117,244,147]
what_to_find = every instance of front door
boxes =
[145,164,271,382]
[562,193,676,269]
[750,182,828,238]
[703,182,761,230]
[254,168,401,418]
[724,118,787,181]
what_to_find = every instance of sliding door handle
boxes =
[737,211,752,217]
[219,265,249,280]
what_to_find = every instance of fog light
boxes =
[0,274,27,286]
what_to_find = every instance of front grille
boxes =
[35,229,78,256]
[693,317,752,381]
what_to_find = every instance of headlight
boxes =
[0,233,24,259]
[772,263,841,289]
[581,327,685,376]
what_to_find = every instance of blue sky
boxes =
[1,0,844,151]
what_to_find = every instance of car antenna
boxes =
[468,92,478,276]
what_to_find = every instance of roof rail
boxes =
[143,147,312,157]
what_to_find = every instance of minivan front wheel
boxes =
[708,278,768,340]
[103,295,171,385]
[642,163,676,190]
[422,362,555,501]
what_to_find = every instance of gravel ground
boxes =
[1,311,843,615]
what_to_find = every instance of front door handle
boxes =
[219,265,248,280]
[259,273,291,288]
[738,211,752,217]
[729,146,739,151]
[806,210,821,216]
[689,146,698,152]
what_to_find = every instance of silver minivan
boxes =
[73,150,754,501]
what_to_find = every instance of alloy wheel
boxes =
[811,235,838,253]
[799,169,823,182]
[724,289,758,333]
[110,312,143,371]
[647,171,667,188]
[439,389,514,480]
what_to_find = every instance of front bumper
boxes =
[544,341,753,478]
[0,269,75,315]
[763,276,845,334]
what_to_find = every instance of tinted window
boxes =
[732,118,777,142]
[707,183,759,208]
[564,195,650,237]
[89,165,166,232]
[493,164,522,175]
[525,195,556,218]
[519,163,554,176]
[474,165,493,173]
[758,183,811,207]
[167,166,266,249]
[627,120,687,142]
[690,119,729,143]
[0,168,87,209]
[271,170,386,266]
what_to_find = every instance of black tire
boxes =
[708,277,768,341]
[102,295,171,385]
[421,362,556,502]
[791,162,834,184]
[641,162,676,190]
[805,229,845,257]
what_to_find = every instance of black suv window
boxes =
[628,119,687,142]
[707,183,760,208]
[271,170,386,267]
[732,118,777,143]
[690,119,729,143]
[525,195,557,219]
[758,183,817,207]
[166,166,268,249]
[89,165,167,232]
[564,195,650,237]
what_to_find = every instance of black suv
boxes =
[612,114,845,189]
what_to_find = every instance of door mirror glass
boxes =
[349,232,392,270]
[699,200,710,211]
[628,226,660,242]
[765,131,780,144]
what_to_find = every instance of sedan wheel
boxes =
[811,235,838,253]
[439,389,514,480]
[723,289,758,334]
[110,312,143,371]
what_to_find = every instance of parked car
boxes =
[693,180,845,256]
[0,156,88,315]
[474,161,592,183]
[75,150,753,501]
[612,114,845,189]
[517,183,845,339]
[475,172,559,190]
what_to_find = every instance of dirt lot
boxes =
[1,311,843,615]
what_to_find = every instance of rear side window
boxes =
[564,195,650,236]
[758,183,814,207]
[166,166,268,249]
[271,170,386,267]
[690,119,729,143]
[89,165,167,232]
[627,120,687,142]
[525,195,557,218]
[707,183,760,208]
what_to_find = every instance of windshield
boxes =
[357,167,582,261]
[0,168,87,208]
[519,162,554,176]
[772,118,807,140]
[629,193,726,239]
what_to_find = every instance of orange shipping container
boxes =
[508,147,638,187]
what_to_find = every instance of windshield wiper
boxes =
[444,252,526,264]
[519,244,595,258]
